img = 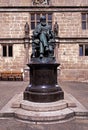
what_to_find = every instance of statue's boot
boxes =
[45,46,49,51]
[40,53,43,58]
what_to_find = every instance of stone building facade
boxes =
[0,0,88,81]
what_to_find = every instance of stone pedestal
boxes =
[23,58,64,102]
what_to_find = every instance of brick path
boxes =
[0,81,88,130]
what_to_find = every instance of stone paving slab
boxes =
[0,118,88,130]
[60,81,88,109]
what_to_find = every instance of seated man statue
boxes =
[32,16,55,58]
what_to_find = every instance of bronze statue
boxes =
[32,16,55,58]
[53,21,59,36]
[24,16,64,104]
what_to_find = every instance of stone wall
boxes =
[0,0,88,6]
[0,44,25,72]
[0,0,31,6]
[54,12,88,38]
[58,44,88,82]
[0,13,30,38]
[59,44,88,69]
[0,12,88,38]
[52,0,88,6]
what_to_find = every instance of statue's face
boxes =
[40,16,46,26]
[41,20,46,26]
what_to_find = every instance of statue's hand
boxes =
[37,28,42,34]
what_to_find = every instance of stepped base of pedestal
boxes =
[24,85,64,102]
[0,92,88,124]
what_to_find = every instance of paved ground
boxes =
[0,81,88,130]
[60,81,88,109]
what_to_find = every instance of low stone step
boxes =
[21,100,68,112]
[14,108,74,122]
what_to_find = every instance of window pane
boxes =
[36,14,40,20]
[87,20,88,29]
[85,45,88,56]
[82,21,86,30]
[8,45,13,57]
[48,22,52,28]
[37,22,40,25]
[79,45,83,56]
[87,14,88,21]
[3,46,7,57]
[82,14,86,20]
[42,14,46,17]
[31,22,35,30]
[31,14,35,20]
[48,14,52,21]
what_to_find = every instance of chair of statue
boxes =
[31,35,55,58]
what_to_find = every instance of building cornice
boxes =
[0,6,88,12]
[58,37,88,44]
[0,38,24,44]
[0,37,88,44]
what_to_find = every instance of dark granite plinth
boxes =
[24,58,64,102]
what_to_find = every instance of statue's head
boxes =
[40,16,46,26]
